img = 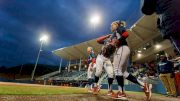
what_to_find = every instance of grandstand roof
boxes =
[52,14,160,60]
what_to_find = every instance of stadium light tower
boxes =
[90,14,101,33]
[31,34,49,81]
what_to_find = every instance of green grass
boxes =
[0,85,87,95]
[0,84,161,96]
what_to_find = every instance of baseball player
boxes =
[92,34,116,96]
[111,21,152,100]
[87,47,96,92]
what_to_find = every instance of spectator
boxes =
[157,53,177,97]
[147,62,157,77]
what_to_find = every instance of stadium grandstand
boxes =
[36,14,176,94]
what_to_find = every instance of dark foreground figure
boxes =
[141,0,180,54]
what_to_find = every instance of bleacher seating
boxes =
[49,70,86,81]
[37,71,60,80]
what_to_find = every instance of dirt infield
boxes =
[0,82,179,101]
[0,94,180,101]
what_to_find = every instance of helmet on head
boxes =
[87,47,93,53]
[112,20,126,27]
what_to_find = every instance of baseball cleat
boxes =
[143,83,152,101]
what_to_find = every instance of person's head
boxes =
[160,55,167,61]
[87,47,93,53]
[159,51,167,61]
[111,20,126,32]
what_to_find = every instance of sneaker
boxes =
[143,83,152,101]
[107,90,115,96]
[117,92,126,98]
[112,91,127,100]
[92,85,101,95]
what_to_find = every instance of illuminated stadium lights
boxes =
[137,50,142,53]
[31,34,49,81]
[40,35,48,42]
[155,44,161,49]
[137,53,142,58]
[90,14,101,25]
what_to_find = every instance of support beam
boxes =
[56,52,65,60]
[68,59,71,72]
[58,58,62,73]
[79,58,82,71]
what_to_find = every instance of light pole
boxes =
[19,64,23,75]
[31,35,48,81]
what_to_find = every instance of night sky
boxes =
[0,0,142,67]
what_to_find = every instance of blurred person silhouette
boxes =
[141,0,180,55]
